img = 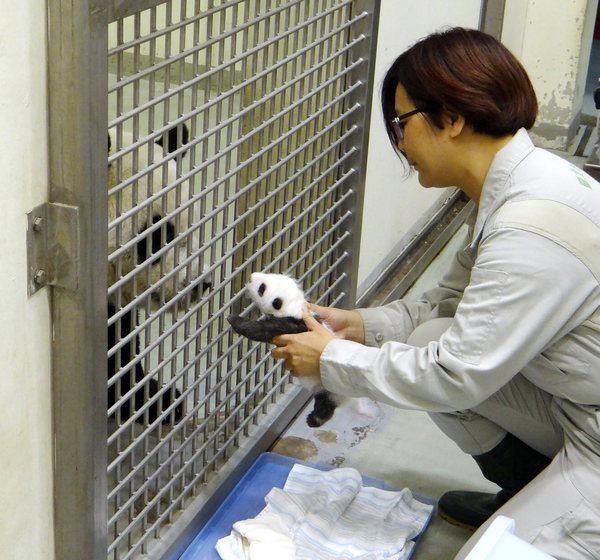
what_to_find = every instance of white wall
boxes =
[503,0,598,148]
[0,1,54,559]
[357,0,481,293]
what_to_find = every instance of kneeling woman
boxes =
[273,27,600,559]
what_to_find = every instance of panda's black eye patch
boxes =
[272,298,283,310]
[258,283,266,297]
[136,215,176,263]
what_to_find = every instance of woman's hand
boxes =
[308,303,365,344]
[271,308,336,377]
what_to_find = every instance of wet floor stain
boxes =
[314,430,338,444]
[330,455,346,467]
[350,425,371,447]
[272,436,318,461]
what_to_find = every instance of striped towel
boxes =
[215,464,433,560]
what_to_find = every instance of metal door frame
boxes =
[47,1,380,558]
[47,1,109,559]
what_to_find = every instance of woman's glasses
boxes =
[390,109,423,144]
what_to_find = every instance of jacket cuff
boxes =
[320,339,376,397]
[357,307,401,347]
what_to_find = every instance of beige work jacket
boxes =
[321,129,600,413]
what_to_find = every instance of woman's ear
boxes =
[443,112,466,138]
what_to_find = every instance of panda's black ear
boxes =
[157,123,189,156]
[108,132,112,153]
[272,298,283,311]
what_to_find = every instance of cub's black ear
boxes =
[136,215,176,264]
[108,132,112,153]
[157,123,190,156]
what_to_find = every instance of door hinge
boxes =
[27,202,80,296]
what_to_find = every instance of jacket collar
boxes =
[469,128,536,251]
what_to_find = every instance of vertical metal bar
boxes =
[479,0,506,38]
[47,1,108,559]
[338,0,380,307]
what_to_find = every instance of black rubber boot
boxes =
[438,433,552,530]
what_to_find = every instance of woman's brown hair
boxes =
[382,27,538,151]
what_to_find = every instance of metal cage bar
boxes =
[105,1,378,558]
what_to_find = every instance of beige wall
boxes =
[0,1,54,559]
[357,0,481,293]
[503,0,598,149]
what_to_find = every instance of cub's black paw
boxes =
[306,390,337,427]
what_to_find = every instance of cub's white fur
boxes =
[247,273,306,318]
[246,272,325,393]
[245,272,380,426]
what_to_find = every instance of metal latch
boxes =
[27,202,80,296]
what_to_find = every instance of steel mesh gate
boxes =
[48,1,378,558]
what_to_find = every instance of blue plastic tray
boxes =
[180,452,435,559]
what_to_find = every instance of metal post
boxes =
[340,0,381,307]
[479,0,506,38]
[47,1,109,558]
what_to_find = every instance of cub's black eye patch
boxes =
[272,297,283,310]
[258,283,266,297]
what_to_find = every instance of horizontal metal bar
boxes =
[107,62,361,236]
[120,173,353,332]
[108,104,361,304]
[109,0,310,56]
[109,251,346,442]
[107,178,354,432]
[108,355,291,544]
[105,3,373,557]
[109,211,352,444]
[108,38,363,196]
[108,23,363,152]
[108,0,356,96]
[122,385,310,560]
[108,358,281,518]
[109,46,361,189]
[109,0,248,36]
[109,28,360,150]
[108,0,180,23]
[107,121,358,327]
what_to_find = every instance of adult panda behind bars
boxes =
[228,272,378,427]
[107,125,212,306]
[107,125,211,425]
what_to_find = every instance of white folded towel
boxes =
[215,464,433,560]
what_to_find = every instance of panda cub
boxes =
[228,272,342,427]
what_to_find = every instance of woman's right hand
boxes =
[307,303,365,344]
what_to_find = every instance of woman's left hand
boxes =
[271,309,335,377]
